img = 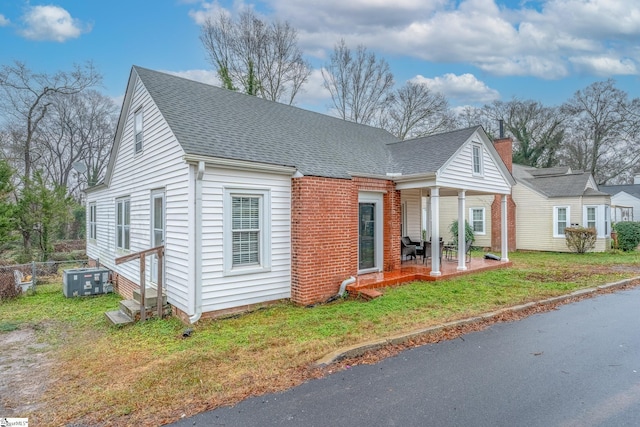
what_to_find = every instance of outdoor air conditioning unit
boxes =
[63,268,112,298]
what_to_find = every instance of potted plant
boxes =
[449,220,475,247]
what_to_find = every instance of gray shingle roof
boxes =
[599,184,640,198]
[513,164,608,197]
[134,66,400,179]
[386,127,479,175]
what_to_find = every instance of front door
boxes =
[359,202,376,270]
[150,191,165,284]
[358,192,383,273]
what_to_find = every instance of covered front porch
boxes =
[348,255,513,298]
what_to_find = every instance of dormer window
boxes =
[134,109,143,154]
[472,143,483,176]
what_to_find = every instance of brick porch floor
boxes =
[347,255,512,299]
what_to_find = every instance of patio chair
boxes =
[401,236,418,261]
[445,240,472,263]
[422,239,444,265]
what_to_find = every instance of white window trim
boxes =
[134,108,143,154]
[472,143,484,176]
[88,202,97,241]
[223,188,271,276]
[584,205,597,231]
[116,197,131,252]
[469,207,486,235]
[358,191,384,274]
[553,206,570,238]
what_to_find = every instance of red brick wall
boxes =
[493,137,513,173]
[491,195,517,251]
[491,137,516,250]
[111,272,137,300]
[291,176,400,305]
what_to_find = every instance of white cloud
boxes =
[0,14,10,26]
[20,5,89,42]
[187,0,640,80]
[569,55,638,76]
[164,69,220,86]
[412,73,500,104]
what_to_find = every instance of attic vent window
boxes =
[472,143,483,176]
[134,109,144,154]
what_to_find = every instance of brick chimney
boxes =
[491,121,516,251]
[492,120,513,173]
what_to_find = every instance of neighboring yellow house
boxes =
[512,164,611,252]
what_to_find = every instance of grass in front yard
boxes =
[0,250,638,426]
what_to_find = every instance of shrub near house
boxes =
[614,222,640,251]
[564,226,596,253]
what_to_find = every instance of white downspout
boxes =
[189,160,205,323]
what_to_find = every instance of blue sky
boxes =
[1,0,639,114]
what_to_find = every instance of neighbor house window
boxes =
[472,143,483,175]
[586,206,597,229]
[554,206,570,237]
[224,189,271,274]
[470,207,485,234]
[134,109,143,154]
[116,198,130,250]
[88,202,97,241]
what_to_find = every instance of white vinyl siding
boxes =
[470,207,485,235]
[201,167,290,312]
[437,195,493,248]
[437,134,512,195]
[400,189,422,241]
[554,206,570,238]
[86,73,192,312]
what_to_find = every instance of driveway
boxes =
[168,287,640,426]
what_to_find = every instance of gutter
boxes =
[189,160,205,324]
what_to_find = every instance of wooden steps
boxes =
[105,288,169,326]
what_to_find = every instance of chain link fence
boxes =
[0,259,90,300]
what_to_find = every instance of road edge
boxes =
[314,276,640,367]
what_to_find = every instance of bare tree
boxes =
[381,81,456,140]
[321,39,395,125]
[484,99,565,168]
[0,61,101,183]
[38,89,117,197]
[200,8,311,104]
[560,80,640,184]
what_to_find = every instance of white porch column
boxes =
[501,194,509,262]
[457,190,467,271]
[430,187,441,276]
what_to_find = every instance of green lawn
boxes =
[1,250,638,426]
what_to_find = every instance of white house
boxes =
[86,66,514,323]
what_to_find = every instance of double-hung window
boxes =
[224,189,271,274]
[232,196,260,266]
[470,207,485,234]
[88,203,97,241]
[586,206,597,230]
[116,198,131,250]
[554,206,570,237]
[134,109,143,154]
[472,143,483,176]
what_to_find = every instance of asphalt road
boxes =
[168,287,640,427]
